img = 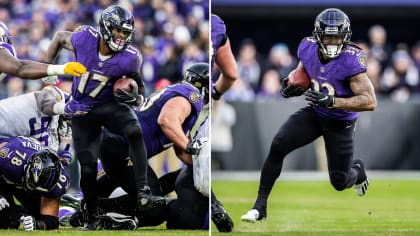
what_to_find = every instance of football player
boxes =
[67,63,210,230]
[241,8,377,222]
[210,14,236,232]
[0,21,85,81]
[44,5,164,230]
[0,136,69,230]
[0,86,90,153]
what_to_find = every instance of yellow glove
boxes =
[47,62,87,77]
[63,62,87,76]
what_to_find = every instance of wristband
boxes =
[53,102,66,115]
[212,86,223,100]
[47,64,65,76]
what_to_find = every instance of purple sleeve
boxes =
[345,46,367,77]
[71,26,96,59]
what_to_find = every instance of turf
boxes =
[0,228,209,235]
[211,180,420,235]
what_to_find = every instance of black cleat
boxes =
[211,200,234,232]
[82,208,99,231]
[137,186,166,209]
[352,159,369,196]
[69,209,85,227]
[97,213,137,230]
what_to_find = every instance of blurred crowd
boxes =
[223,24,420,103]
[0,0,209,97]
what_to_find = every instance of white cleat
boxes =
[354,179,369,196]
[241,209,261,223]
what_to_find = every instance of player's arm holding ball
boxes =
[281,62,311,98]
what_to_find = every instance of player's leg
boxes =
[72,114,102,230]
[0,184,21,229]
[211,190,234,232]
[321,119,368,195]
[103,102,165,209]
[242,107,321,222]
[166,166,209,230]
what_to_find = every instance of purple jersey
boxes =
[0,136,69,198]
[135,82,203,157]
[211,14,226,75]
[70,26,142,106]
[298,37,367,120]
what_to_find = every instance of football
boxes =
[287,67,311,90]
[113,78,138,95]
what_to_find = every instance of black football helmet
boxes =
[184,63,209,90]
[0,21,12,44]
[25,149,62,192]
[98,5,134,52]
[312,8,352,58]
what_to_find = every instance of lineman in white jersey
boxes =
[0,86,91,151]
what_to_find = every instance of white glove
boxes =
[0,195,9,210]
[41,75,59,85]
[20,215,36,231]
[192,141,210,197]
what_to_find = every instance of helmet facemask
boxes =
[99,6,135,52]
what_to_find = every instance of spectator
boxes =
[237,38,261,92]
[211,98,236,170]
[382,49,419,102]
[265,43,297,79]
[368,24,393,72]
[256,69,282,101]
[223,77,255,102]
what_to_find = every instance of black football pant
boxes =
[0,182,41,229]
[73,101,147,215]
[166,166,209,230]
[94,166,166,227]
[254,106,359,209]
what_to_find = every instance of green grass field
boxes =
[212,180,420,235]
[0,227,209,236]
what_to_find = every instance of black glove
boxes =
[185,137,208,155]
[305,90,335,109]
[280,77,305,98]
[115,84,143,106]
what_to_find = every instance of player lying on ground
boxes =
[0,136,70,230]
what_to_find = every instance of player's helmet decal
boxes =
[98,5,134,52]
[25,149,62,192]
[312,8,352,58]
[0,21,12,44]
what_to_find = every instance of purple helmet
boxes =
[98,5,134,52]
[312,8,352,58]
[0,21,12,44]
